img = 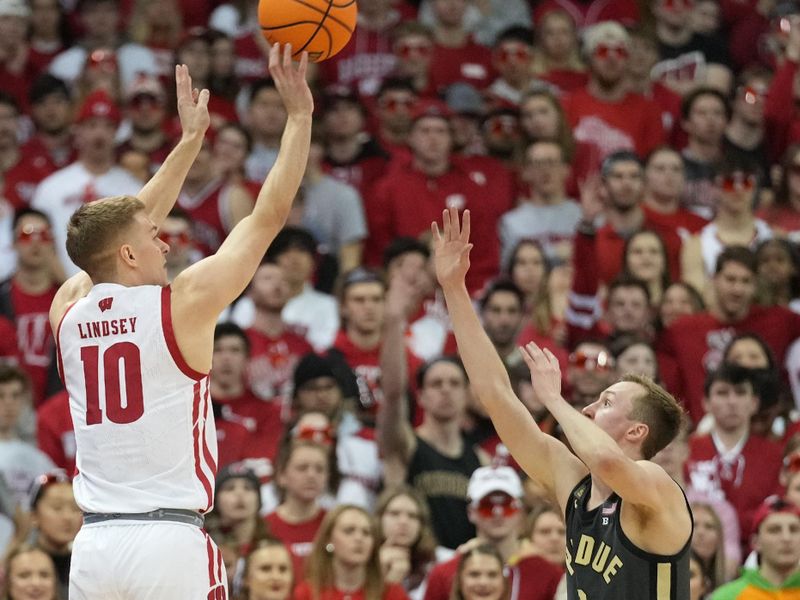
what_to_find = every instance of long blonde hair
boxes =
[2,543,58,600]
[305,506,384,600]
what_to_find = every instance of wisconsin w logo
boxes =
[98,297,113,312]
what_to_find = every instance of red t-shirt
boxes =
[36,390,75,475]
[213,389,284,480]
[246,326,312,401]
[658,307,800,424]
[294,581,409,600]
[686,433,782,546]
[331,330,424,418]
[215,416,250,469]
[367,156,513,292]
[562,88,665,161]
[4,136,70,209]
[264,509,326,578]
[11,280,58,406]
[540,69,589,96]
[0,315,18,361]
[430,39,494,92]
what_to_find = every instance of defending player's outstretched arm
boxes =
[433,208,588,512]
[172,43,312,323]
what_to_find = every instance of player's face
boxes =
[481,291,523,348]
[129,211,169,286]
[212,335,249,387]
[419,361,468,423]
[530,511,566,565]
[341,282,385,336]
[7,549,57,600]
[713,262,756,320]
[216,478,259,524]
[278,444,328,504]
[581,381,644,444]
[329,509,374,568]
[703,380,758,432]
[245,545,293,600]
[33,483,82,549]
[250,263,290,312]
[458,553,505,600]
[381,494,422,548]
[755,513,800,572]
[0,380,25,434]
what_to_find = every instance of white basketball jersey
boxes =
[56,283,217,514]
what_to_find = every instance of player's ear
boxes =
[627,422,648,445]
[119,243,136,267]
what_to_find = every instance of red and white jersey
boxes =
[177,178,232,257]
[56,283,217,514]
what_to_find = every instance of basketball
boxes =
[258,0,358,63]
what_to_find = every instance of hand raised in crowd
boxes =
[379,544,412,584]
[432,207,473,291]
[386,270,422,322]
[519,341,563,408]
[578,172,606,225]
[175,64,210,141]
[785,15,800,62]
[268,43,314,118]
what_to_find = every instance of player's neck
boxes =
[277,496,320,523]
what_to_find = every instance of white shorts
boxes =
[69,520,228,599]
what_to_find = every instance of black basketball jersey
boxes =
[564,475,692,600]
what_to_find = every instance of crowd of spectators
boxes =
[8,0,800,598]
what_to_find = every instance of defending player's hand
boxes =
[520,341,562,407]
[432,207,473,290]
[268,43,314,118]
[175,64,210,141]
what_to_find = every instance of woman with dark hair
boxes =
[756,238,800,309]
[608,334,659,381]
[448,544,507,600]
[238,538,294,600]
[294,505,409,600]
[375,486,439,600]
[689,549,712,600]
[2,544,58,600]
[621,230,671,306]
[757,143,800,240]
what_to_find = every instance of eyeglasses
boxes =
[717,173,756,192]
[568,350,615,371]
[740,85,766,105]
[158,231,191,246]
[496,45,532,64]
[28,469,70,508]
[474,492,521,519]
[396,41,433,59]
[380,96,415,113]
[16,224,53,244]
[292,424,335,446]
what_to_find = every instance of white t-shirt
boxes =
[0,439,55,508]
[31,162,143,276]
[49,43,159,89]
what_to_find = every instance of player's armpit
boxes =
[49,272,92,331]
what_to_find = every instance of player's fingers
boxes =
[461,209,471,243]
[442,209,451,239]
[298,50,308,77]
[543,348,559,367]
[431,221,441,242]
[449,206,460,239]
[519,346,536,367]
[283,43,292,70]
[197,88,210,109]
[268,43,280,75]
[192,88,199,103]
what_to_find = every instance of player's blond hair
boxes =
[622,373,686,460]
[66,195,145,280]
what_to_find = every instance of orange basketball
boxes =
[258,0,358,63]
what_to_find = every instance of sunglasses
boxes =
[396,41,433,59]
[483,115,519,136]
[16,224,53,244]
[380,96,415,113]
[496,45,532,64]
[158,231,191,246]
[569,350,615,371]
[717,173,756,192]
[593,43,629,60]
[292,424,335,446]
[740,85,766,105]
[474,492,521,519]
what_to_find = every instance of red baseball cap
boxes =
[76,89,121,125]
[410,99,453,124]
[752,495,800,532]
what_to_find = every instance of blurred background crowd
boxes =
[6,0,800,598]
